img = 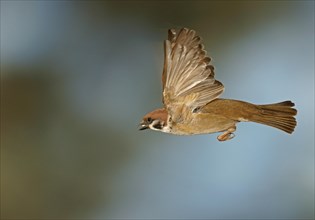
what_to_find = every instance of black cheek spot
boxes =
[153,123,162,130]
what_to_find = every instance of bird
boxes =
[139,28,297,141]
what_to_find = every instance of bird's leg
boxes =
[217,126,236,142]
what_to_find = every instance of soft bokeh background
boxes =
[1,1,314,219]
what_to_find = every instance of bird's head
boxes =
[139,108,169,132]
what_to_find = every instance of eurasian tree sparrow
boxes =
[139,28,297,141]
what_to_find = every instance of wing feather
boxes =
[162,28,224,120]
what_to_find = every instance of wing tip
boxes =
[168,29,177,42]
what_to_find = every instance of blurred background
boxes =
[1,1,314,219]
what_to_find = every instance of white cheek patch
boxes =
[149,123,160,131]
[148,119,171,133]
[149,120,162,131]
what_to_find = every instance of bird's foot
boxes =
[217,126,236,142]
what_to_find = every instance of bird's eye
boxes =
[147,117,152,123]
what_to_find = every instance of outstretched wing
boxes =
[162,28,224,121]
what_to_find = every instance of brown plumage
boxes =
[200,99,297,134]
[139,28,297,141]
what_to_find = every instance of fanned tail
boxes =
[251,101,297,134]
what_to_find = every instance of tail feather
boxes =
[251,101,297,134]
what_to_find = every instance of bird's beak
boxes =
[139,122,149,131]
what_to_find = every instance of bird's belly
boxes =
[170,113,236,135]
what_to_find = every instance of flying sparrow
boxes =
[139,28,297,141]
